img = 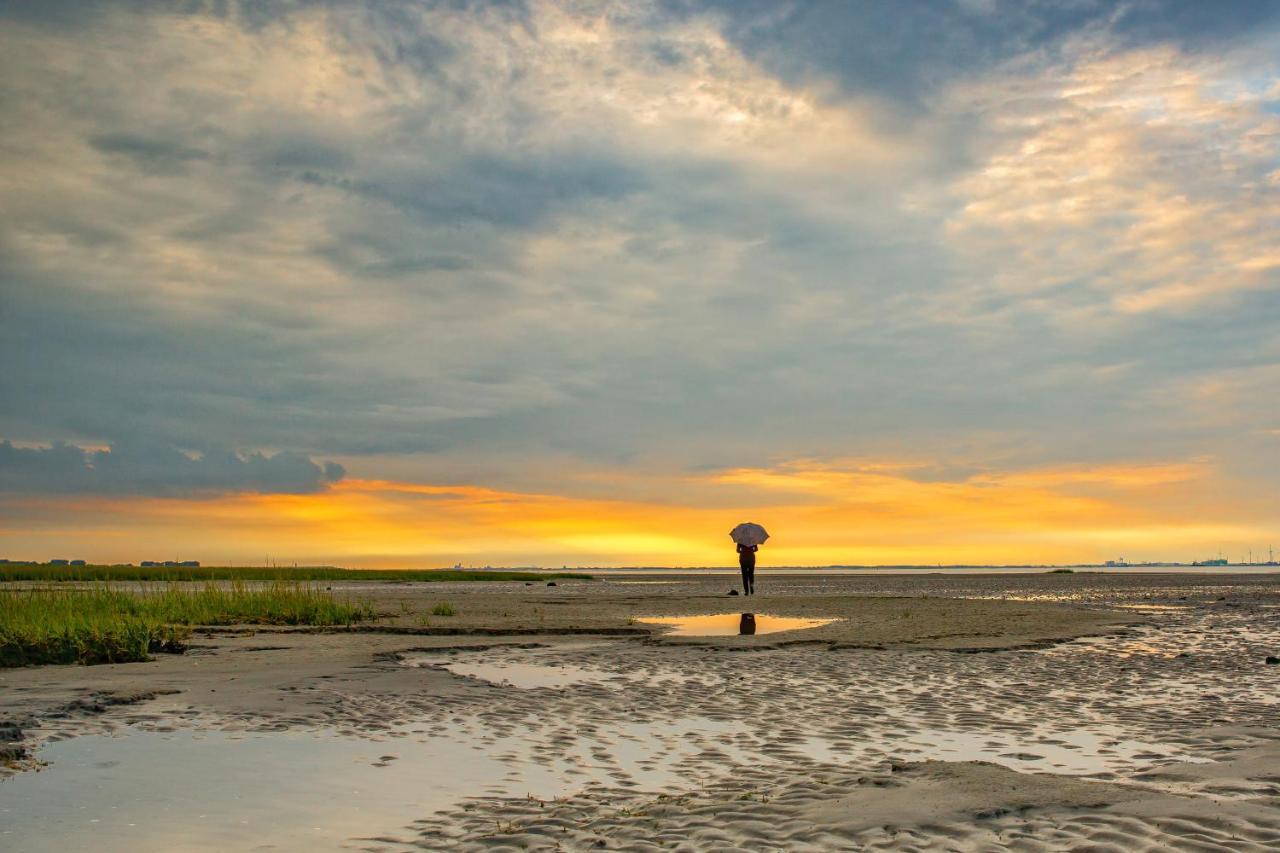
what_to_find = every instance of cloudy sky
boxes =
[2,0,1278,567]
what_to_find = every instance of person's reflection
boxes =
[739,613,756,635]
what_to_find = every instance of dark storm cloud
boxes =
[0,440,344,496]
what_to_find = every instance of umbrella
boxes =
[729,522,769,547]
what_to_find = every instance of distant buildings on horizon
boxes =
[0,558,200,567]
[1105,557,1231,567]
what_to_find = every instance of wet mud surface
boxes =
[2,572,1278,850]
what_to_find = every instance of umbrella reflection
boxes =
[739,613,756,635]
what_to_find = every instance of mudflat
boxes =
[3,571,1279,851]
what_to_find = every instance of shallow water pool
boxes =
[0,727,514,851]
[0,717,743,851]
[636,613,838,636]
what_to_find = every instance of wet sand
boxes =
[3,572,1279,850]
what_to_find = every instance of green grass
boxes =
[0,564,592,583]
[430,601,455,617]
[1,582,374,667]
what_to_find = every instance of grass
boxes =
[430,601,455,617]
[0,564,592,583]
[0,582,374,667]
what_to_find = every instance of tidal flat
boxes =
[3,572,1279,851]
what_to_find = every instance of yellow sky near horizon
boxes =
[3,458,1273,567]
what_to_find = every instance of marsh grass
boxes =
[1,582,374,667]
[0,565,591,583]
[430,602,455,617]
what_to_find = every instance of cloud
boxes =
[0,0,944,458]
[0,0,1276,548]
[697,0,1280,106]
[88,132,211,172]
[942,43,1280,318]
[0,440,345,496]
[713,457,1211,501]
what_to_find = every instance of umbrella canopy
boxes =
[729,522,769,547]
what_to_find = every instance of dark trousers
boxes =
[740,563,755,595]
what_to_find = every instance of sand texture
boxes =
[2,571,1278,851]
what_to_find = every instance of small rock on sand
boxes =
[0,722,28,764]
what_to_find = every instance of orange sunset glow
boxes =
[2,1,1278,568]
[3,458,1273,567]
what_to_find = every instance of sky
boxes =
[1,0,1278,568]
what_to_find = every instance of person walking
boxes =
[729,522,768,597]
[737,541,757,596]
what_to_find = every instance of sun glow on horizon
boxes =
[2,459,1273,568]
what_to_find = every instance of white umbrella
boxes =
[729,522,769,547]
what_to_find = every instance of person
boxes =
[737,542,757,595]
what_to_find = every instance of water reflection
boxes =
[637,613,837,637]
[0,718,744,852]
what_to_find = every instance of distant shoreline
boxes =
[4,561,1279,577]
[578,565,1280,575]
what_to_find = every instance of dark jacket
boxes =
[737,543,758,567]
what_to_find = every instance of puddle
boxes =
[1109,641,1181,658]
[0,727,518,851]
[401,655,710,689]
[1043,626,1206,660]
[431,660,606,689]
[636,613,838,637]
[1049,638,1186,659]
[0,717,739,851]
[580,719,743,789]
[784,728,1214,777]
[882,728,1212,776]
